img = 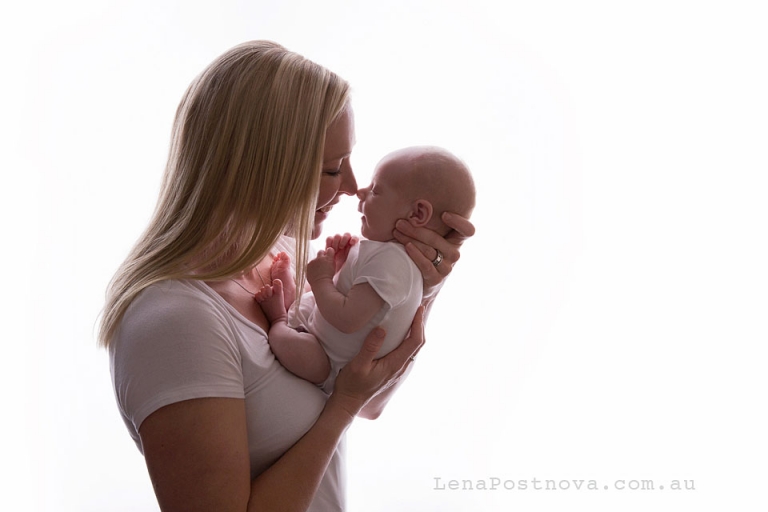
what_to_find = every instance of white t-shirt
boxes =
[289,240,423,391]
[110,238,345,511]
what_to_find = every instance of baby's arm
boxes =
[254,279,330,385]
[307,247,386,334]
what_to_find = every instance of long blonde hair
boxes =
[99,41,350,347]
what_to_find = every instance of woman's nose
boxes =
[339,165,358,196]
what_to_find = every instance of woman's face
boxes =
[314,105,357,239]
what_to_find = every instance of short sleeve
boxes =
[110,281,245,448]
[351,241,421,309]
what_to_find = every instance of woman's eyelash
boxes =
[323,168,341,176]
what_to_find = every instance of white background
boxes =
[2,1,767,510]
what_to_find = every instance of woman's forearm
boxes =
[247,395,358,512]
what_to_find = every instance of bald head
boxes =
[377,146,475,235]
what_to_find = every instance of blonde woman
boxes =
[100,41,474,512]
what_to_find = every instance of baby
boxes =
[256,145,476,391]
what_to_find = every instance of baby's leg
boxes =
[254,279,330,385]
[270,252,296,310]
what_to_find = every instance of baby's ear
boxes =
[408,199,433,227]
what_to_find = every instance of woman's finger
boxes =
[442,212,476,240]
[404,242,445,282]
[352,327,387,366]
[393,220,447,259]
[350,306,424,372]
[395,225,459,275]
[394,231,436,261]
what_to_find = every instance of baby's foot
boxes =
[271,252,296,310]
[253,279,287,324]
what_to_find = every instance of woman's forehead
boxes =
[323,107,355,163]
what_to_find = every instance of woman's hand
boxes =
[393,211,476,297]
[329,306,425,418]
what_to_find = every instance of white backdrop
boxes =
[3,1,767,510]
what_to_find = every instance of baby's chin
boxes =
[360,225,396,243]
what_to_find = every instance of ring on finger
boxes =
[431,249,444,267]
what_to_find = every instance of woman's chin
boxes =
[311,221,324,239]
[311,209,330,239]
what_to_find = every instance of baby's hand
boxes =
[325,233,358,273]
[307,247,337,287]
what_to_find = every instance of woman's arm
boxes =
[139,311,425,512]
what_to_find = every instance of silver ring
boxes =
[431,249,444,267]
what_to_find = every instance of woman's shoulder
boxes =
[127,279,224,321]
[134,278,218,305]
[115,279,238,353]
[111,279,249,444]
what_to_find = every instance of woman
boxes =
[100,40,474,511]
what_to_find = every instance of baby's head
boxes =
[356,146,476,242]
